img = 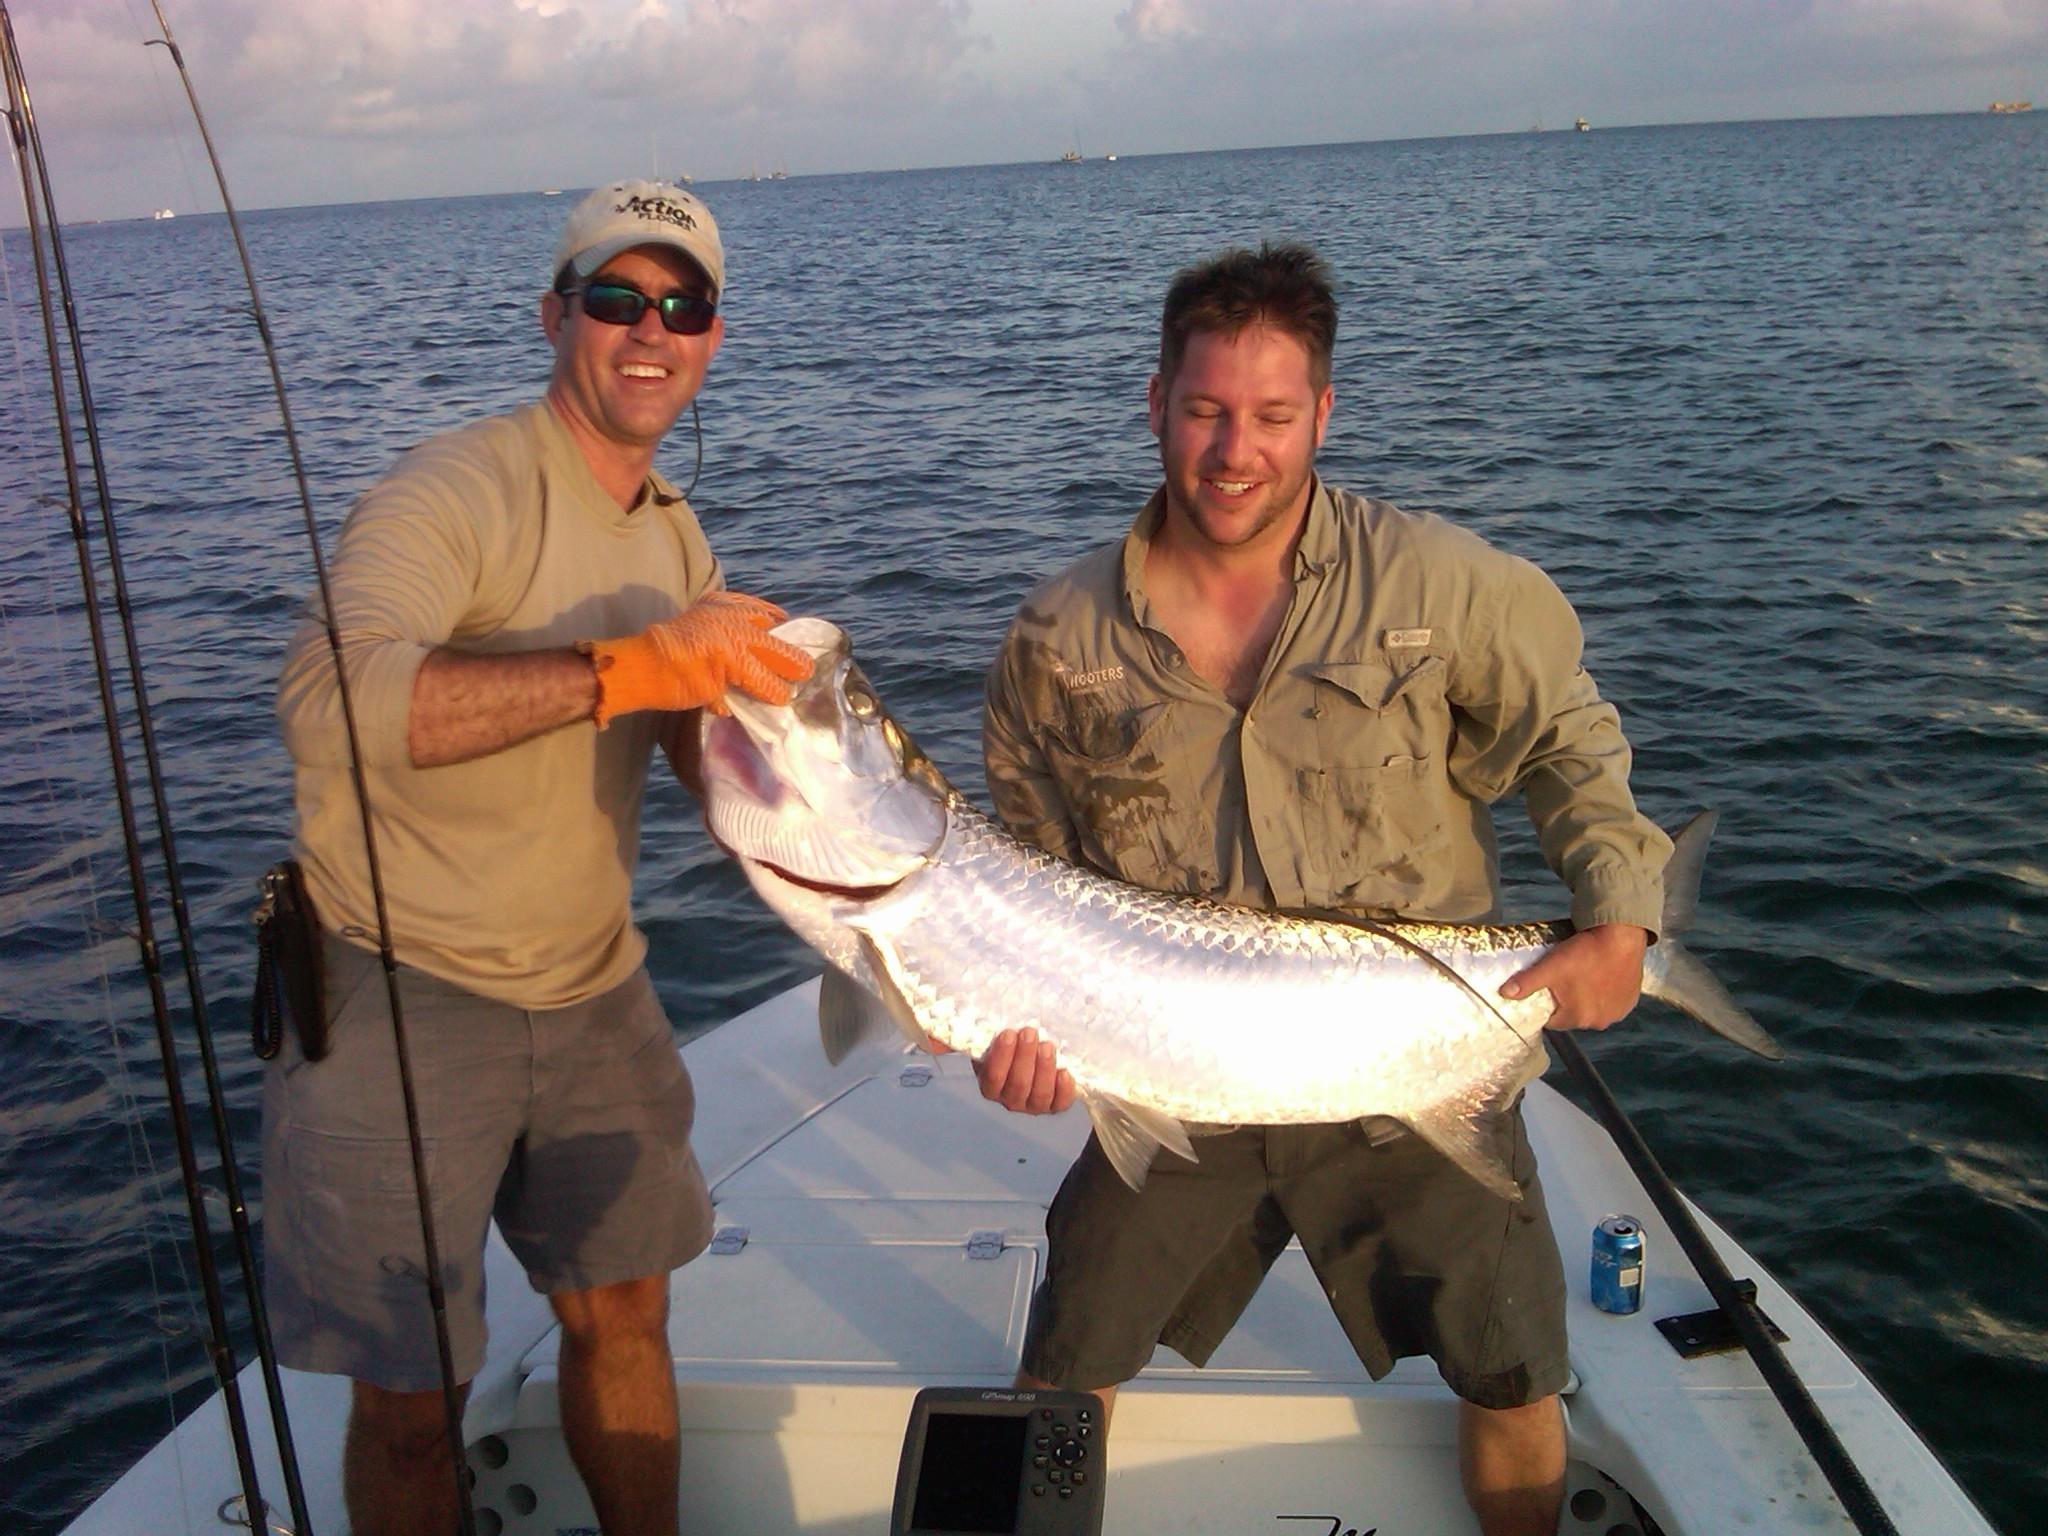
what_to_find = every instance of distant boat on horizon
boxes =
[1988,100,2032,113]
[1575,115,1591,132]
[151,208,174,220]
[540,188,562,197]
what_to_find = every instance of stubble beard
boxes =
[1172,464,1314,554]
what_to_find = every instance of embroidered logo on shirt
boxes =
[1055,663,1127,692]
[1385,628,1433,648]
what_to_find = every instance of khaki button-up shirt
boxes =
[982,481,1669,932]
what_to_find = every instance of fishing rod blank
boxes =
[1551,1030,1904,1536]
[1,8,314,1531]
[0,8,274,1528]
[142,3,479,1530]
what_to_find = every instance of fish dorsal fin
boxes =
[1299,903,1536,1049]
[851,933,938,1053]
[1083,1091,1199,1191]
[817,965,908,1065]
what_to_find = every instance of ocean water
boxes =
[2,114,2043,1534]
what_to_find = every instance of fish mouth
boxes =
[737,852,904,903]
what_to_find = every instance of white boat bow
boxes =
[64,977,1994,1535]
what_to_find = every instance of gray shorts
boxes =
[1021,1112,1567,1410]
[261,932,713,1392]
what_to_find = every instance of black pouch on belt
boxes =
[252,859,329,1062]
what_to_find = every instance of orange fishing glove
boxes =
[582,592,813,727]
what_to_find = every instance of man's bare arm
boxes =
[407,647,597,768]
[407,592,810,770]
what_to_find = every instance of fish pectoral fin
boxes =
[817,965,910,1065]
[1402,1098,1527,1203]
[852,934,939,1053]
[1083,1092,1198,1191]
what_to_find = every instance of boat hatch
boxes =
[515,1200,1041,1404]
[711,1045,1087,1204]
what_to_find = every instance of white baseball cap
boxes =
[552,179,725,298]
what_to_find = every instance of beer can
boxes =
[1590,1215,1645,1315]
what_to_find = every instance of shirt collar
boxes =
[1118,487,1168,627]
[1293,477,1340,579]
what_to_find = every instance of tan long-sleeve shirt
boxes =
[982,481,1670,931]
[277,402,720,1007]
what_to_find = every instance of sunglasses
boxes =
[569,280,718,336]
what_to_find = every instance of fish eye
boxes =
[844,682,880,719]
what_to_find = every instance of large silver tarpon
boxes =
[698,619,1781,1196]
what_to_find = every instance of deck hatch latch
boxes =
[966,1230,1004,1260]
[708,1226,749,1256]
[900,1062,935,1087]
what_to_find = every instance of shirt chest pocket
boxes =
[1039,700,1214,894]
[1300,656,1450,908]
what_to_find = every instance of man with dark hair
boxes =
[978,241,1668,1534]
[271,179,809,1536]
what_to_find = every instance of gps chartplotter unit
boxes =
[890,1386,1107,1535]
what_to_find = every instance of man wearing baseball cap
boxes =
[269,179,802,1535]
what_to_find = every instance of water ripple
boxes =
[4,113,2045,1534]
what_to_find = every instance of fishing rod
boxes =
[0,6,278,1529]
[1549,1030,1903,1536]
[139,1,480,1529]
[0,5,315,1529]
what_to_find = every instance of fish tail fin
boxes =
[1659,809,1717,938]
[1642,939,1784,1059]
[1644,811,1785,1061]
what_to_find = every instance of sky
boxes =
[4,0,2045,223]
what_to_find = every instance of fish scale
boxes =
[861,805,1554,1126]
[699,618,1784,1194]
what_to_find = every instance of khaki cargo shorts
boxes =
[261,932,713,1391]
[1022,1112,1568,1410]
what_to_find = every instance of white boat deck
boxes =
[66,978,1994,1535]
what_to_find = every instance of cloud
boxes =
[572,0,979,113]
[1088,0,2047,151]
[5,0,998,217]
[7,0,2043,223]
[1109,0,2047,68]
